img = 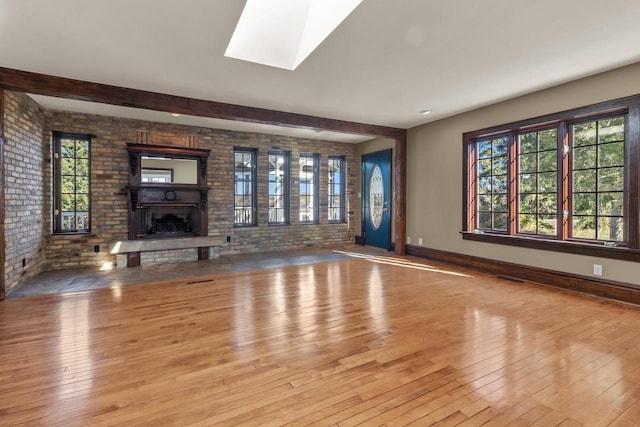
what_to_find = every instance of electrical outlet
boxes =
[593,264,603,276]
[418,238,423,246]
[407,237,411,244]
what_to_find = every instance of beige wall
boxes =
[407,61,640,285]
[355,138,395,243]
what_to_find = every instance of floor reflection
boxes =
[2,248,639,424]
[56,295,93,410]
[460,306,623,412]
[233,277,255,350]
[334,250,472,277]
[367,263,387,333]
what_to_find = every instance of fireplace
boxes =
[135,206,198,238]
[126,143,211,266]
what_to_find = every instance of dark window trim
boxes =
[52,131,92,234]
[300,153,320,224]
[233,147,258,227]
[328,155,346,223]
[462,95,640,261]
[461,231,640,262]
[267,150,290,225]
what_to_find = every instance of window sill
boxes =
[461,231,640,262]
[52,231,92,236]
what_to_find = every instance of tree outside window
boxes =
[571,117,625,241]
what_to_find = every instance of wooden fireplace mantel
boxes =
[126,143,212,266]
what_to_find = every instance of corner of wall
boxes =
[3,91,47,293]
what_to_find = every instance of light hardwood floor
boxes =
[2,251,640,426]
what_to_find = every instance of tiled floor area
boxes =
[7,245,390,298]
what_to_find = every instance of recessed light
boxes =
[420,110,432,115]
[170,113,182,117]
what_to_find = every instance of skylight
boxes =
[225,0,363,70]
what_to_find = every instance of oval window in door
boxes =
[369,164,384,230]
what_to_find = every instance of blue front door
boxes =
[362,149,392,250]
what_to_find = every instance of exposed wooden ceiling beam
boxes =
[0,66,408,255]
[0,67,406,139]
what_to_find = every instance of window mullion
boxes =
[560,122,570,241]
[467,142,477,231]
[627,104,640,249]
[73,144,78,227]
[54,148,62,232]
[508,131,517,235]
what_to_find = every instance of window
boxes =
[328,156,345,222]
[571,117,624,241]
[463,96,640,261]
[268,151,289,224]
[476,136,509,231]
[299,154,319,223]
[53,132,91,233]
[234,148,257,226]
[518,129,558,236]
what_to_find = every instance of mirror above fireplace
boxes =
[141,156,198,184]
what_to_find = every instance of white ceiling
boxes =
[2,0,640,142]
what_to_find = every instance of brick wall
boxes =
[43,112,129,269]
[43,111,356,268]
[3,92,46,292]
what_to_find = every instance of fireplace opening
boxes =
[136,206,198,238]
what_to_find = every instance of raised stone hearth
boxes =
[109,235,224,268]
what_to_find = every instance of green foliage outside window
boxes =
[476,136,508,231]
[571,116,624,241]
[518,129,558,236]
[473,116,625,242]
